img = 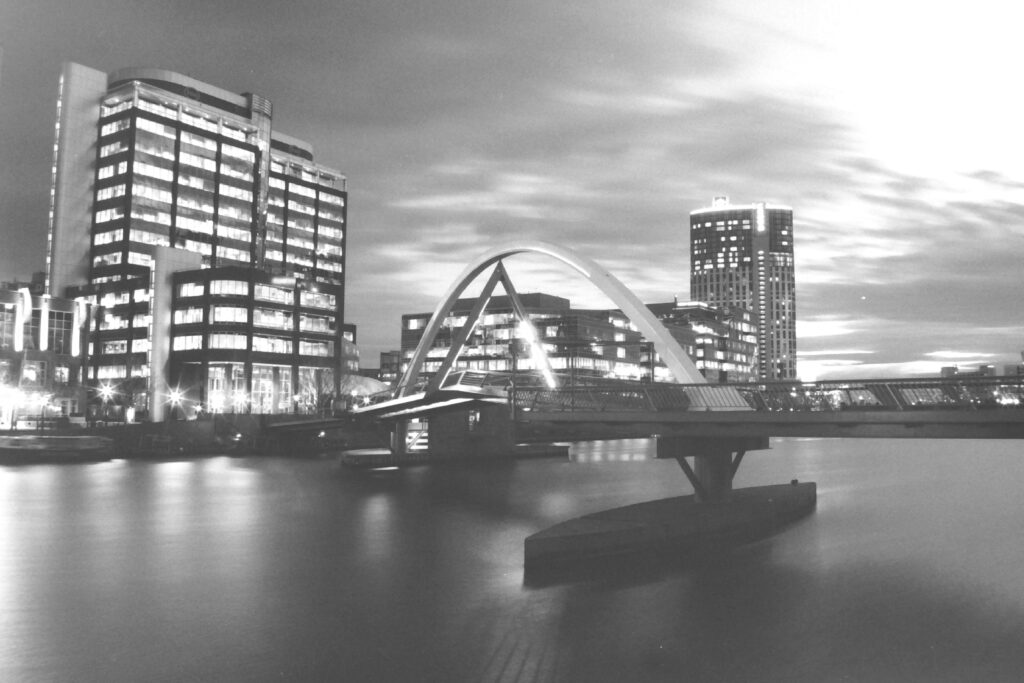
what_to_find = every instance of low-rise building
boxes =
[0,287,92,428]
[168,266,354,417]
[399,293,755,385]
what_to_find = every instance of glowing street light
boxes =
[167,387,186,420]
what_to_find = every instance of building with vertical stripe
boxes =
[689,196,796,380]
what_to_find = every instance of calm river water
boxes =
[3,437,1024,682]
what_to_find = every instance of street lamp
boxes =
[98,383,114,424]
[168,387,185,420]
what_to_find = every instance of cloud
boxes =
[2,0,1022,377]
[924,351,997,360]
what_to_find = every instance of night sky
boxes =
[1,0,1022,379]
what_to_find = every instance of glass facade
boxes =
[401,294,647,383]
[48,65,352,418]
[169,268,348,415]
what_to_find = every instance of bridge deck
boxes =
[516,407,1024,439]
[354,372,1024,440]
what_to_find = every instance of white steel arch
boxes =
[396,240,706,396]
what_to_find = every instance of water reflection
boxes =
[569,438,654,463]
[2,439,1024,680]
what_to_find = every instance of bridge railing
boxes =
[512,376,1024,414]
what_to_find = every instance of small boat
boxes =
[0,435,115,464]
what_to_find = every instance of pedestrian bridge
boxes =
[343,239,1024,566]
[356,370,1024,440]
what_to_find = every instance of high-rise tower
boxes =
[45,63,352,418]
[689,196,796,380]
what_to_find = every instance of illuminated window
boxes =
[179,174,213,191]
[298,340,329,356]
[176,216,213,234]
[94,229,123,246]
[136,117,176,139]
[253,336,292,354]
[173,308,203,325]
[97,184,126,201]
[173,335,202,351]
[212,306,248,323]
[254,308,292,329]
[93,253,122,268]
[100,119,130,137]
[254,285,290,304]
[95,208,125,224]
[218,183,253,202]
[127,252,153,268]
[133,162,174,183]
[216,245,250,263]
[96,365,127,380]
[180,153,217,172]
[210,280,248,297]
[300,290,335,309]
[217,225,251,243]
[100,141,128,157]
[178,282,204,298]
[101,100,131,117]
[128,228,169,247]
[103,340,127,354]
[299,315,330,332]
[181,240,212,256]
[209,334,247,350]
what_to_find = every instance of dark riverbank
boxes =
[1,413,389,461]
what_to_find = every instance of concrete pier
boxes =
[524,481,816,571]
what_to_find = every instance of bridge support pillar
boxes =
[656,435,769,504]
[390,420,409,456]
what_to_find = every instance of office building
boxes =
[378,350,403,384]
[645,301,757,383]
[401,293,646,382]
[399,293,755,385]
[690,196,797,380]
[46,63,352,419]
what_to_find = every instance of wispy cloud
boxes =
[1,0,1023,373]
